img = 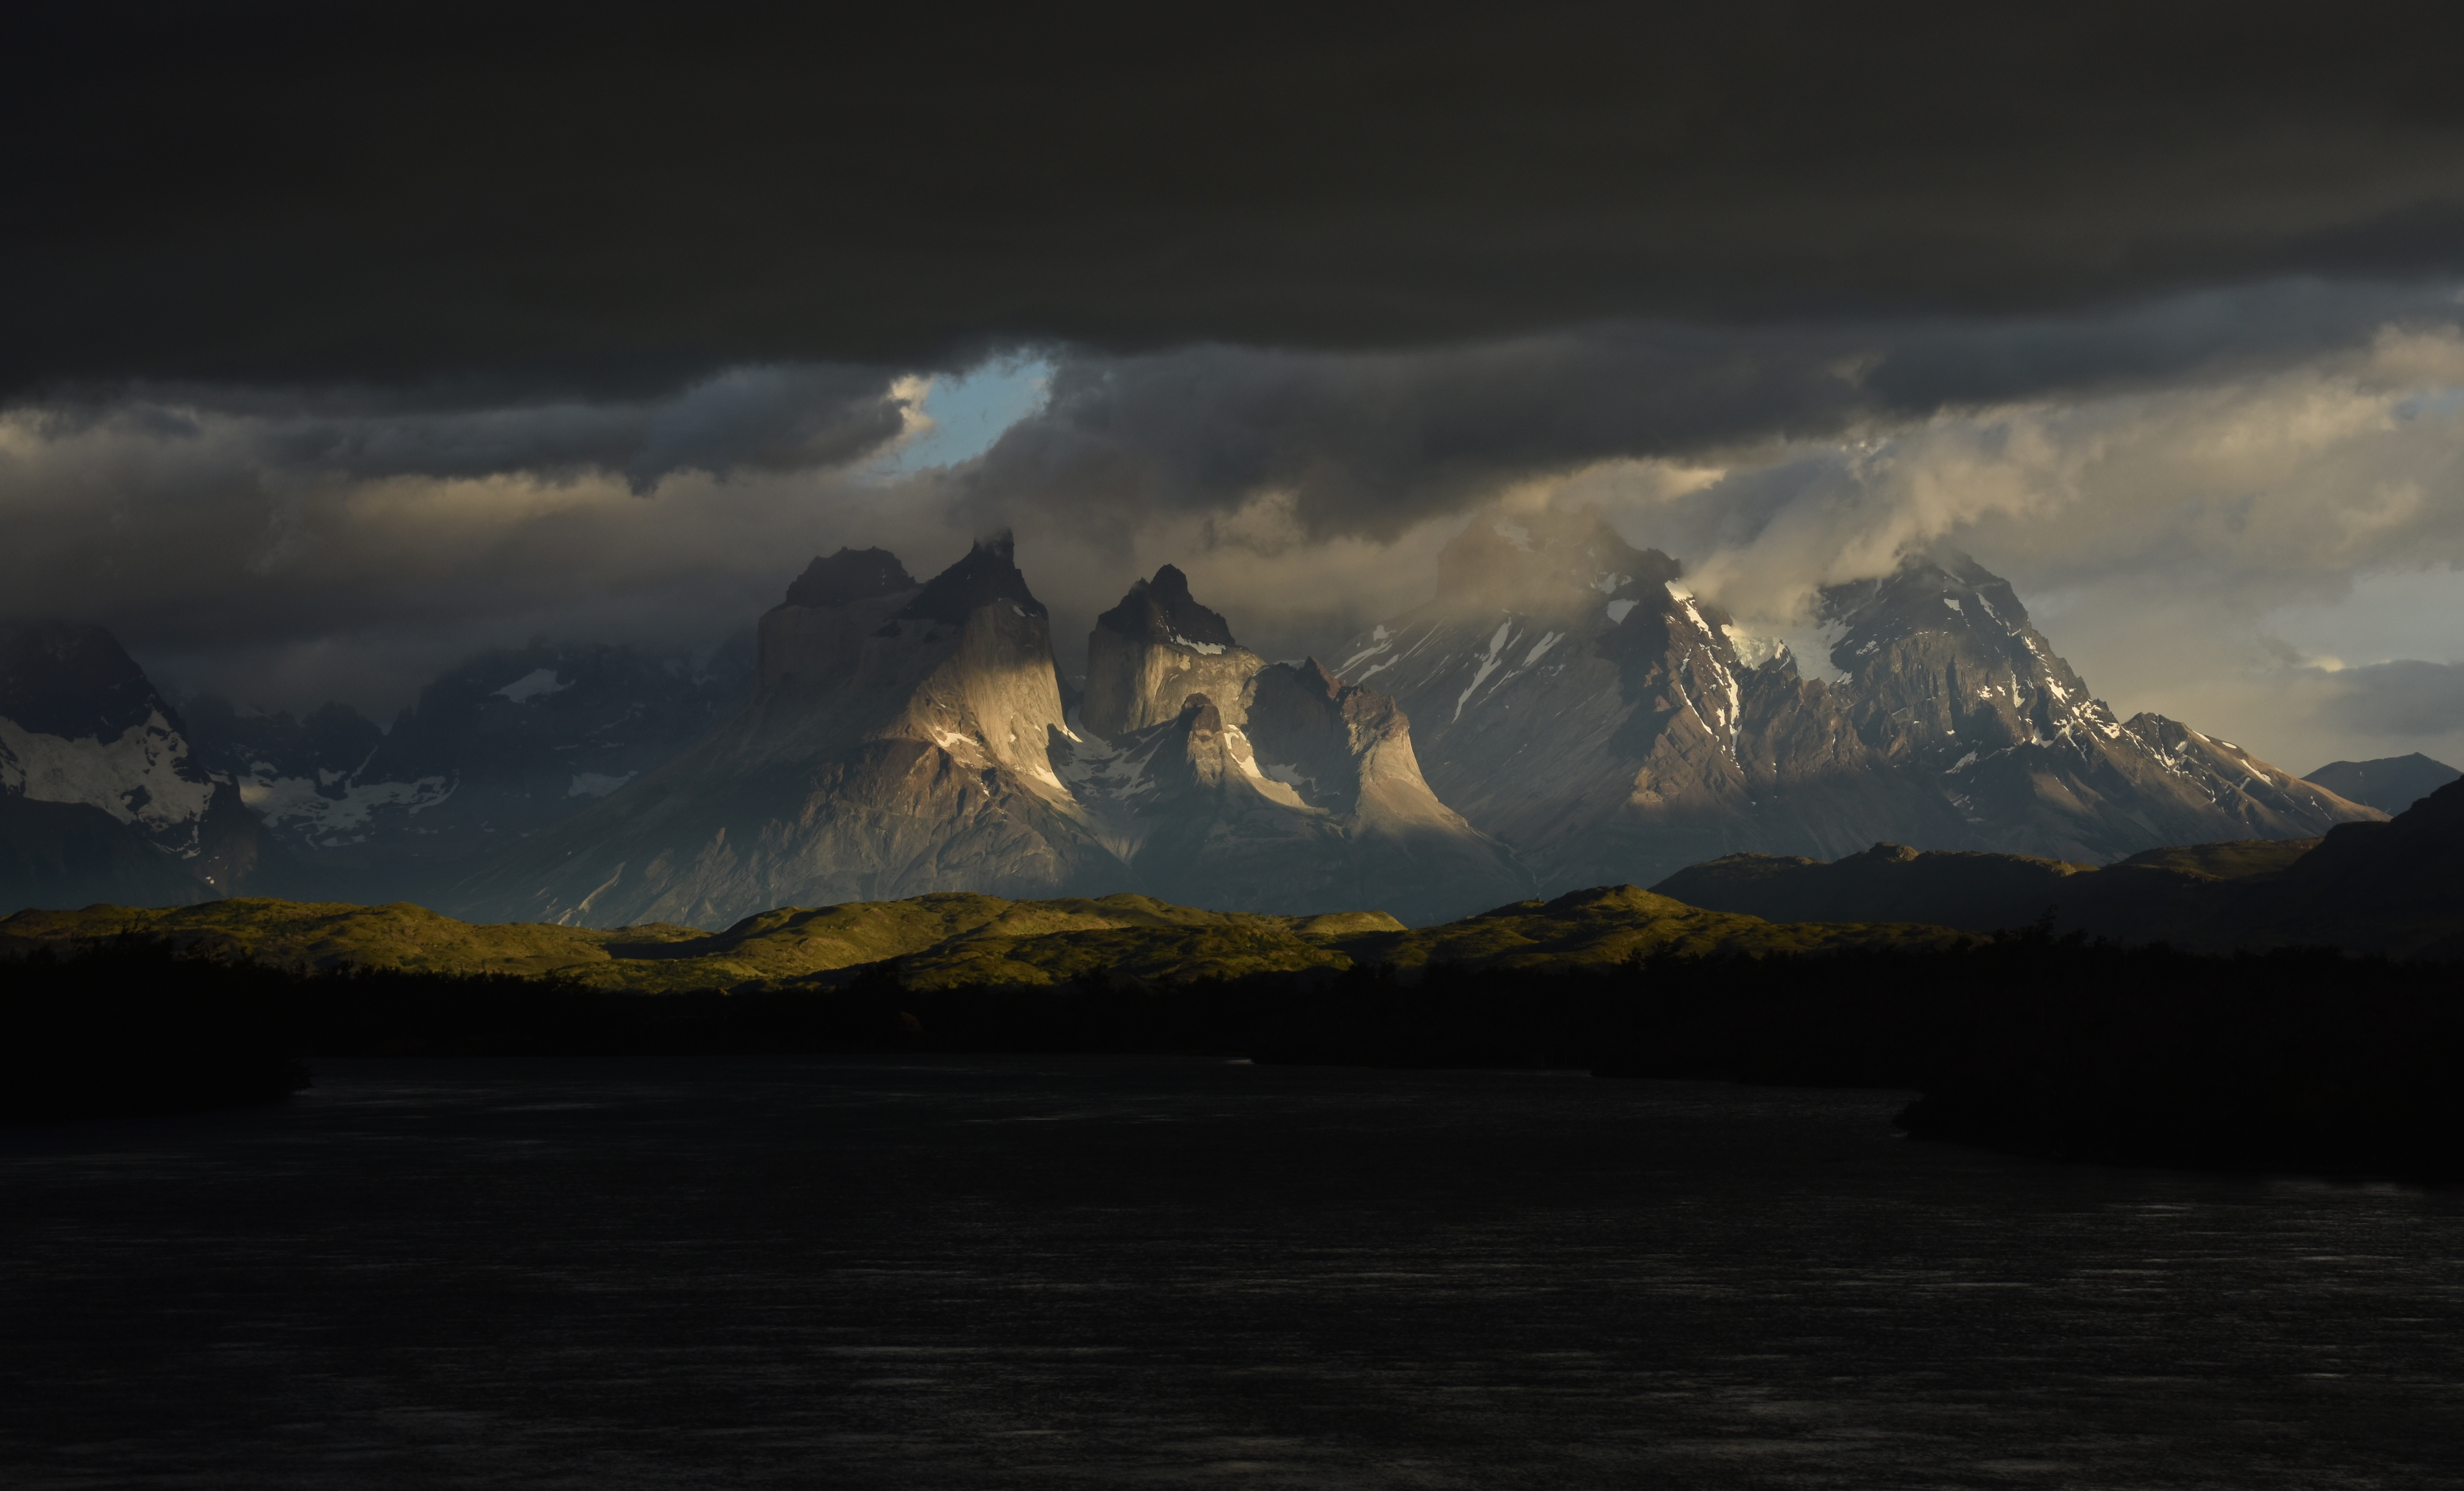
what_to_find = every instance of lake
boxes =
[3,1056,2461,1488]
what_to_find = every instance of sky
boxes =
[9,3,2464,772]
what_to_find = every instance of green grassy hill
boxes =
[1335,884,1963,970]
[0,886,1962,992]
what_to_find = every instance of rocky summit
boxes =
[451,534,1125,928]
[1816,549,2370,864]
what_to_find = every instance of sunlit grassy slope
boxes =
[0,885,1960,991]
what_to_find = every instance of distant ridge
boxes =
[1656,771,2464,960]
[2302,753,2461,815]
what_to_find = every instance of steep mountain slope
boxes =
[184,636,755,904]
[1331,511,1968,890]
[450,536,1132,928]
[1818,551,2377,862]
[1334,511,2378,890]
[0,620,285,911]
[2302,753,2461,815]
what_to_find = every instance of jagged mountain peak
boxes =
[896,530,1046,625]
[1432,507,1681,613]
[783,547,917,609]
[1095,564,1239,651]
[1816,547,2039,676]
[1084,567,1263,739]
[1814,547,2115,783]
[1286,656,1345,699]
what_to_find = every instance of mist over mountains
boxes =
[0,512,2398,927]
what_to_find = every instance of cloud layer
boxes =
[13,4,2464,390]
[8,307,2463,780]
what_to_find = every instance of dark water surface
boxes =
[4,1057,2461,1488]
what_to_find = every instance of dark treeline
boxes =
[1325,938,2464,1180]
[2,940,312,1120]
[6,933,2461,1179]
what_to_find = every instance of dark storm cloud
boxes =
[956,282,2464,540]
[10,2,2464,392]
[29,366,909,490]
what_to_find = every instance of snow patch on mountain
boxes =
[0,711,216,831]
[1454,619,1518,720]
[237,769,454,843]
[494,668,572,704]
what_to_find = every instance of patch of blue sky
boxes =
[2394,386,2464,423]
[871,356,1053,475]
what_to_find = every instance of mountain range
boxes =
[0,510,2422,928]
[446,538,1527,927]
[1334,510,2378,891]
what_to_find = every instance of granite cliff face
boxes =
[1334,510,2378,892]
[1061,574,1530,923]
[452,536,1127,927]
[0,619,285,911]
[1082,564,1266,736]
[453,550,1529,929]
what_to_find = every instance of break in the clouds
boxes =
[33,366,911,492]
